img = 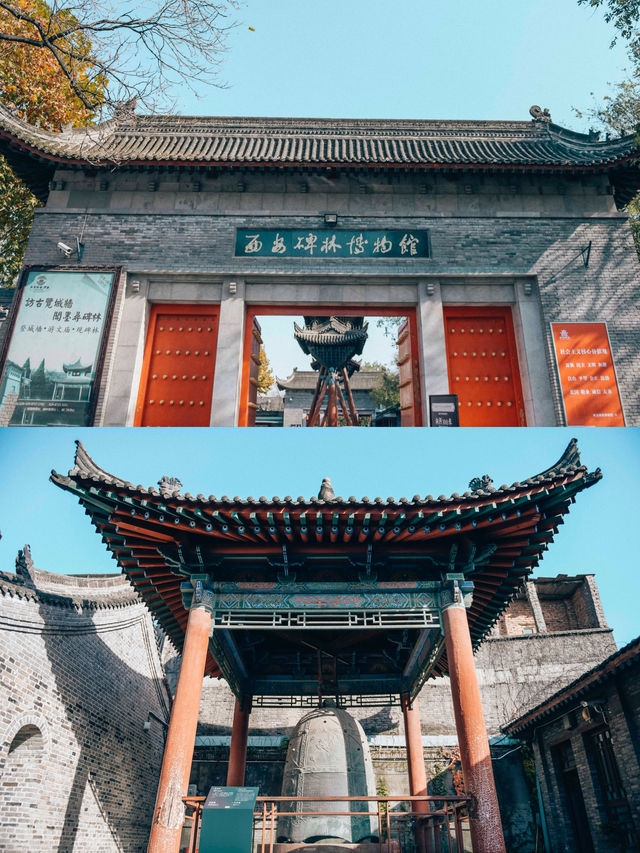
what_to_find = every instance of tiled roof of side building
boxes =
[277,370,385,391]
[0,104,635,170]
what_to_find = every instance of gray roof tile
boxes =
[1,107,635,169]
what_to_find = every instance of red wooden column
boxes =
[148,602,212,853]
[401,694,428,799]
[226,697,251,786]
[441,587,506,853]
[402,695,428,853]
[326,371,338,426]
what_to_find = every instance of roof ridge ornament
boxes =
[529,105,552,123]
[15,544,35,586]
[318,477,335,501]
[70,440,128,487]
[112,97,138,124]
[469,474,493,493]
[158,476,183,498]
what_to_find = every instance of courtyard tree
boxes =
[578,0,640,42]
[0,0,238,285]
[257,347,275,395]
[0,0,239,114]
[362,361,400,409]
[577,0,640,255]
[0,0,107,285]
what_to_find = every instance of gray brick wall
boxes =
[532,664,640,853]
[0,563,170,853]
[19,167,640,424]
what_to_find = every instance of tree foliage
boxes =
[0,160,39,287]
[0,0,106,286]
[362,361,400,409]
[0,0,236,285]
[0,0,238,114]
[257,346,275,395]
[0,0,106,126]
[576,39,640,134]
[576,1,640,257]
[576,40,640,257]
[578,0,640,42]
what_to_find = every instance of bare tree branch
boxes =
[0,0,240,115]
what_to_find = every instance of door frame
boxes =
[239,305,422,427]
[133,303,220,426]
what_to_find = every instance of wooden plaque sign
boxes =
[550,322,625,426]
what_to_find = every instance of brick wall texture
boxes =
[20,168,640,424]
[533,660,640,853]
[0,565,170,853]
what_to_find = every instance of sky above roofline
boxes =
[163,0,630,133]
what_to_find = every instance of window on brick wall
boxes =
[585,727,639,850]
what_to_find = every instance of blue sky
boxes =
[172,0,630,131]
[0,428,638,645]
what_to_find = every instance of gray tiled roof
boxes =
[277,369,383,391]
[0,106,635,169]
[51,437,598,509]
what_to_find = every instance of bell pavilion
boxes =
[51,438,600,853]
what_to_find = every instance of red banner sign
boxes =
[550,323,625,426]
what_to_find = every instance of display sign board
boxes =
[429,394,460,427]
[550,322,625,426]
[199,787,259,853]
[0,268,119,426]
[235,228,430,259]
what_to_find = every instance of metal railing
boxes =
[182,794,471,852]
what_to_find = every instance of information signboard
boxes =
[235,228,430,259]
[0,268,119,426]
[199,787,259,853]
[429,394,460,427]
[550,322,625,426]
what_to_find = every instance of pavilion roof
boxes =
[1,105,638,204]
[50,439,600,691]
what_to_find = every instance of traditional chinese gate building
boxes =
[1,104,639,427]
[50,438,600,852]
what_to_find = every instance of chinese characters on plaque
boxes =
[550,323,625,426]
[235,229,430,259]
[0,270,116,426]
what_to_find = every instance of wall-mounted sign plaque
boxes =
[0,268,119,426]
[429,394,460,427]
[235,229,430,258]
[550,322,625,426]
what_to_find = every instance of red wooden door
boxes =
[443,307,526,426]
[246,317,262,427]
[397,316,422,426]
[135,305,219,426]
